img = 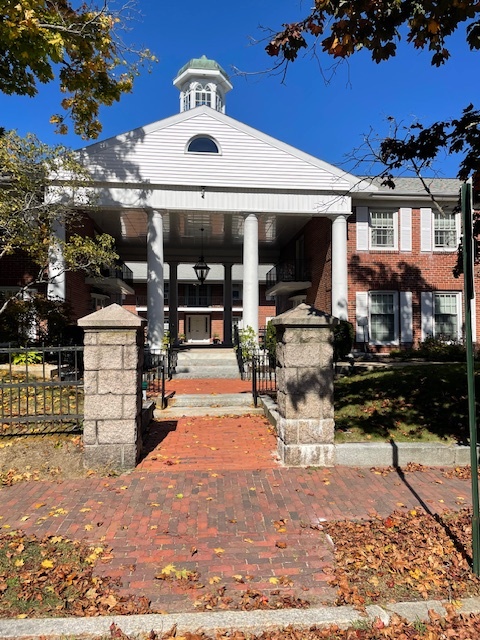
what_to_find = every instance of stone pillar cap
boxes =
[271,303,338,328]
[78,303,146,329]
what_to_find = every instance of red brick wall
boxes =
[347,207,467,348]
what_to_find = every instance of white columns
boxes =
[223,263,233,345]
[47,221,66,301]
[169,261,178,342]
[147,209,165,349]
[243,214,259,337]
[330,214,349,321]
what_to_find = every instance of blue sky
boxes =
[1,0,478,178]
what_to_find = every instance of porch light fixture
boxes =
[193,227,210,284]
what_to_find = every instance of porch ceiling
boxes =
[88,208,313,263]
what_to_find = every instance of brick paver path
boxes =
[0,380,473,613]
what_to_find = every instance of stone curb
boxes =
[259,396,473,467]
[1,598,480,639]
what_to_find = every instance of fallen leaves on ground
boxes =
[322,507,480,607]
[0,530,151,618]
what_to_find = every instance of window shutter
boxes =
[400,291,413,343]
[356,207,369,251]
[472,294,477,343]
[456,293,463,341]
[421,292,434,340]
[420,208,432,252]
[400,208,412,252]
[356,291,369,342]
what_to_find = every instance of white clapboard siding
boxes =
[420,208,432,252]
[421,292,434,340]
[400,291,413,343]
[81,109,354,191]
[356,207,369,250]
[356,292,369,342]
[399,208,412,252]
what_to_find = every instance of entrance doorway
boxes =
[186,314,210,343]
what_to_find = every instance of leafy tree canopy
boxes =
[0,1,155,139]
[0,130,118,314]
[266,0,480,182]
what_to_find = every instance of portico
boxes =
[74,56,372,347]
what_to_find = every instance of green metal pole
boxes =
[462,181,480,575]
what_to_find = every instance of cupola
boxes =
[173,55,233,114]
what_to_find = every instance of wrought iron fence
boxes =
[252,351,277,407]
[143,343,178,409]
[0,346,84,434]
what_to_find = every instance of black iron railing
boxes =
[0,346,84,434]
[143,343,177,409]
[266,260,311,289]
[252,351,277,407]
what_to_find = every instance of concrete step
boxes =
[153,391,262,418]
[154,405,264,418]
[174,366,241,379]
[169,393,253,408]
[174,347,241,379]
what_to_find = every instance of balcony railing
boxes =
[101,262,133,286]
[136,295,243,308]
[266,260,311,289]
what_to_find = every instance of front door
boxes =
[186,314,210,343]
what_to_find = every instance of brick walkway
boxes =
[0,380,473,613]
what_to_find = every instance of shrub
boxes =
[236,325,257,361]
[333,319,354,362]
[11,350,43,365]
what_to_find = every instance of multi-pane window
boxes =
[370,293,396,342]
[434,212,457,248]
[194,83,212,107]
[434,293,458,339]
[370,211,395,248]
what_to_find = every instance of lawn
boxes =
[334,363,473,444]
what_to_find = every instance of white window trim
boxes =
[368,291,400,346]
[433,210,460,252]
[421,291,463,341]
[433,291,463,341]
[421,207,460,252]
[355,207,400,251]
[369,210,398,251]
[185,134,222,155]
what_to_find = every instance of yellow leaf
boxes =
[80,508,91,513]
[269,577,279,584]
[120,486,128,490]
[84,524,93,531]
[209,576,221,584]
[150,503,160,507]
[17,614,28,619]
[214,547,225,555]
[176,493,184,499]
[50,536,63,544]
[34,503,45,509]
[233,574,244,582]
[161,563,176,575]
[244,538,254,544]
[41,559,54,569]
[15,559,24,567]
[20,516,29,522]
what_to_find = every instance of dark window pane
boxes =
[188,137,219,153]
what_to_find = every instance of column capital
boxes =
[324,212,352,222]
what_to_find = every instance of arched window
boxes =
[187,136,219,154]
[194,83,212,107]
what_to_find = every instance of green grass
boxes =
[334,363,473,444]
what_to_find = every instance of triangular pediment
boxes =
[79,106,374,194]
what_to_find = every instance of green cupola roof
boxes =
[176,55,229,80]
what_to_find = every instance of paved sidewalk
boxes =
[0,385,472,614]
